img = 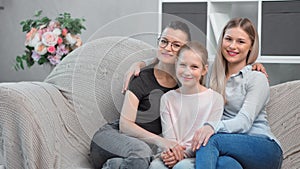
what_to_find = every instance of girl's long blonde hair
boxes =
[209,17,259,100]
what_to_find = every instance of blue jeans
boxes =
[149,156,242,169]
[89,122,154,169]
[149,158,195,169]
[196,133,283,169]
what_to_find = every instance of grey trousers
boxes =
[89,121,154,169]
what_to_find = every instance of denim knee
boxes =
[173,158,195,169]
[217,156,243,169]
[121,157,150,169]
[149,158,168,169]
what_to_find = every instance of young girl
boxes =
[195,17,283,169]
[149,41,224,169]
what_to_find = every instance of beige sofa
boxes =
[0,37,299,169]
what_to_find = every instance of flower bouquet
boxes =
[15,10,86,70]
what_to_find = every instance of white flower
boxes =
[34,42,47,55]
[42,31,58,46]
[53,28,62,36]
[26,33,40,47]
[66,33,77,45]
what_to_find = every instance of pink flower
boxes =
[26,28,37,40]
[42,32,58,46]
[25,28,40,47]
[47,46,56,54]
[48,21,57,29]
[57,37,63,45]
[62,28,68,36]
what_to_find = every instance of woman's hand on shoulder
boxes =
[252,62,268,78]
[122,61,146,93]
[191,125,214,151]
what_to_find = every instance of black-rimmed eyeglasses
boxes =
[157,37,183,52]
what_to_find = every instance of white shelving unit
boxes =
[159,0,300,63]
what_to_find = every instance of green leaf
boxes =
[35,10,43,17]
[20,21,26,26]
[20,61,24,70]
[21,54,27,60]
[40,17,51,25]
[14,64,20,71]
[21,20,34,32]
[16,56,22,62]
[26,46,34,51]
[26,57,34,67]
[38,57,47,65]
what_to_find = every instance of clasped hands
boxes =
[161,125,214,168]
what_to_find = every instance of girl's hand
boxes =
[122,61,145,94]
[170,144,186,162]
[159,139,186,162]
[161,149,178,168]
[191,125,214,151]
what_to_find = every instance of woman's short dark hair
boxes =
[165,21,191,41]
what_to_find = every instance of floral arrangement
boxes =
[15,10,86,70]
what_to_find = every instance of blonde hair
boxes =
[177,41,208,86]
[209,17,259,99]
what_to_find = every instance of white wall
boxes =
[0,0,159,82]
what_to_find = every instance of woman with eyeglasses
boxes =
[89,21,191,169]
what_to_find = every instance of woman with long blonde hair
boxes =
[195,17,283,169]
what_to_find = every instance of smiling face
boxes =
[221,27,252,68]
[176,50,207,89]
[157,28,188,65]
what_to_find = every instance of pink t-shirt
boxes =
[160,88,224,157]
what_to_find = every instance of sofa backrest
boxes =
[44,37,156,138]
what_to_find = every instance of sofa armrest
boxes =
[267,80,300,169]
[0,82,92,169]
